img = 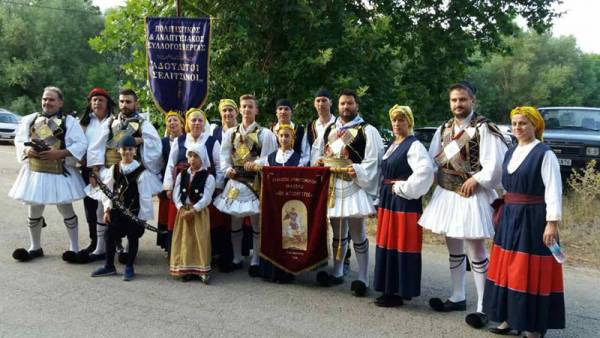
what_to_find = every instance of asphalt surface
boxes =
[0,143,598,337]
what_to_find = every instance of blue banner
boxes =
[146,17,210,113]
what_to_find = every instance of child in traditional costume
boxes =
[91,135,162,281]
[170,143,216,283]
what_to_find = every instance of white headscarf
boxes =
[186,143,210,170]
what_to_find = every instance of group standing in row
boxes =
[9,83,565,337]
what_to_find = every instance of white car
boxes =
[0,109,21,142]
[497,124,515,146]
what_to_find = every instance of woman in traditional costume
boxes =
[373,105,434,307]
[483,106,565,337]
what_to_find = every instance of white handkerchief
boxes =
[443,140,460,160]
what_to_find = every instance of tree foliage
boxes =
[0,0,116,115]
[467,31,600,123]
[90,0,560,129]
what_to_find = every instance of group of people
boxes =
[9,82,565,337]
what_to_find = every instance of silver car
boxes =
[0,109,21,142]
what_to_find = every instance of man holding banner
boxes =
[314,89,384,297]
[214,94,277,277]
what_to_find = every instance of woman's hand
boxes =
[166,190,173,200]
[543,221,559,247]
[226,168,236,179]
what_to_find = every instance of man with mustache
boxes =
[314,89,384,297]
[85,88,162,263]
[10,86,88,263]
[419,81,507,329]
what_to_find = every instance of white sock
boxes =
[465,239,489,313]
[92,223,107,255]
[57,204,79,252]
[349,218,369,285]
[446,237,466,303]
[231,217,243,264]
[64,215,79,252]
[250,214,260,266]
[27,205,45,251]
[27,217,43,251]
[330,217,349,278]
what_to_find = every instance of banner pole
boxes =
[176,0,181,16]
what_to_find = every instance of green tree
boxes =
[0,0,118,115]
[468,31,600,122]
[90,0,560,129]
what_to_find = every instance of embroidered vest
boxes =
[113,163,145,215]
[28,112,67,174]
[179,170,209,205]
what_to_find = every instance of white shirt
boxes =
[309,114,336,166]
[390,140,435,200]
[506,139,562,221]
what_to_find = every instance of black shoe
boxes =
[276,272,295,284]
[429,298,467,312]
[350,280,368,297]
[219,261,242,273]
[374,294,404,307]
[489,326,521,335]
[465,312,489,329]
[90,253,105,264]
[62,250,78,263]
[83,240,97,254]
[76,250,90,263]
[316,271,344,287]
[12,248,44,262]
[118,252,128,265]
[248,265,260,278]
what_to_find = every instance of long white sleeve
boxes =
[427,126,444,171]
[299,131,310,166]
[85,115,111,167]
[193,175,215,212]
[471,123,507,190]
[14,113,36,163]
[541,150,563,221]
[162,138,180,190]
[352,124,384,197]
[64,115,88,162]
[220,128,235,172]
[393,141,435,200]
[211,139,224,189]
[139,120,163,175]
[137,170,162,221]
[173,172,184,210]
[101,166,116,212]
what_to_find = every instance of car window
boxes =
[541,109,600,131]
[0,113,17,123]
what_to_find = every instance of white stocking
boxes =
[57,203,79,252]
[92,204,106,255]
[27,205,45,251]
[446,237,466,303]
[330,217,349,278]
[250,214,260,266]
[465,238,488,313]
[348,217,369,285]
[231,216,243,264]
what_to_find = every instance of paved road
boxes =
[0,144,597,337]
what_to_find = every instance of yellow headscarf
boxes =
[164,111,184,137]
[275,124,296,148]
[510,106,544,140]
[185,108,207,133]
[388,105,414,132]
[218,98,238,112]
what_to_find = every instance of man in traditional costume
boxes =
[314,89,384,297]
[79,87,116,258]
[307,89,336,166]
[85,88,162,262]
[10,86,88,263]
[419,81,507,328]
[214,94,277,277]
[271,99,309,166]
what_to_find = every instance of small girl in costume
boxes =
[170,143,216,283]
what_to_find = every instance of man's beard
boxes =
[120,107,134,116]
[452,108,470,120]
[340,110,357,122]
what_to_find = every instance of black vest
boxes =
[113,163,145,215]
[323,122,367,164]
[179,170,209,205]
[175,134,217,175]
[267,150,301,166]
[306,120,317,147]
